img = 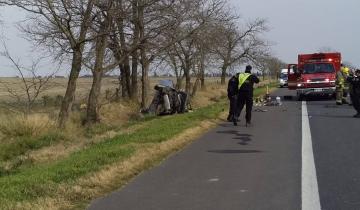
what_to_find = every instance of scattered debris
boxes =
[254,95,282,107]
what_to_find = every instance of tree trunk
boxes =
[58,50,82,128]
[139,2,148,109]
[141,61,149,108]
[200,53,206,90]
[57,0,94,128]
[112,0,132,99]
[85,26,108,125]
[131,55,138,101]
[131,0,139,101]
[118,65,126,98]
[184,54,192,93]
[221,65,227,85]
[191,77,200,97]
[86,70,103,124]
[200,76,205,90]
[185,69,191,94]
[119,64,130,98]
[111,46,131,99]
[124,58,132,97]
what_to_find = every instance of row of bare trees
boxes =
[0,0,271,128]
[254,56,287,80]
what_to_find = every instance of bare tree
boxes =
[84,1,114,125]
[1,0,273,126]
[253,55,286,81]
[164,0,229,93]
[212,18,269,84]
[0,43,57,114]
[109,0,132,99]
[136,0,219,106]
[0,0,96,128]
[107,0,226,106]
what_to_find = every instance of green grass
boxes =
[84,123,117,138]
[0,84,275,209]
[0,102,225,206]
[0,132,66,163]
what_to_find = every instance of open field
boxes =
[0,77,226,103]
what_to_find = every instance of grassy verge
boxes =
[0,84,277,209]
[0,132,66,161]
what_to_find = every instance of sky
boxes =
[229,0,360,66]
[0,0,360,76]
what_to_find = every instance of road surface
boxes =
[88,88,360,210]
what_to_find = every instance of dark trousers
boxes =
[236,92,253,123]
[228,96,238,120]
[350,93,360,113]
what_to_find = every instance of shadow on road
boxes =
[216,130,253,145]
[235,136,252,145]
[208,149,263,154]
[216,130,252,136]
[218,123,236,128]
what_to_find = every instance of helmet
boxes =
[342,67,350,75]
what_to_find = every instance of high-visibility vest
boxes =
[336,71,344,86]
[336,70,349,89]
[238,73,251,89]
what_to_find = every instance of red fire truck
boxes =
[288,52,341,100]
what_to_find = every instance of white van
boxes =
[279,69,288,88]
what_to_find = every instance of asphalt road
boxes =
[88,88,360,210]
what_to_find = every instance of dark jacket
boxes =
[227,74,239,99]
[347,76,360,95]
[239,74,260,96]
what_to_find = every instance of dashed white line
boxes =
[302,101,321,210]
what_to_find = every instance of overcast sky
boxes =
[1,0,360,76]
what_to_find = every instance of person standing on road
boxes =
[346,69,360,118]
[227,73,239,122]
[336,64,350,105]
[233,65,260,126]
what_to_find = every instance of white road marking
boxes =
[302,101,322,210]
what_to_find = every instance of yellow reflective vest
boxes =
[238,73,251,89]
[336,68,350,89]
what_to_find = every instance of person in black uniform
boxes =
[234,65,260,126]
[227,73,239,122]
[347,69,360,118]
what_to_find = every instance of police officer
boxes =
[336,64,350,105]
[233,65,260,126]
[347,69,360,118]
[227,73,239,122]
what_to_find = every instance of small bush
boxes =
[0,114,56,137]
[42,95,55,107]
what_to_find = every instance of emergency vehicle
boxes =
[288,52,341,100]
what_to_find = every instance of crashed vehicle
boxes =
[144,80,190,116]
